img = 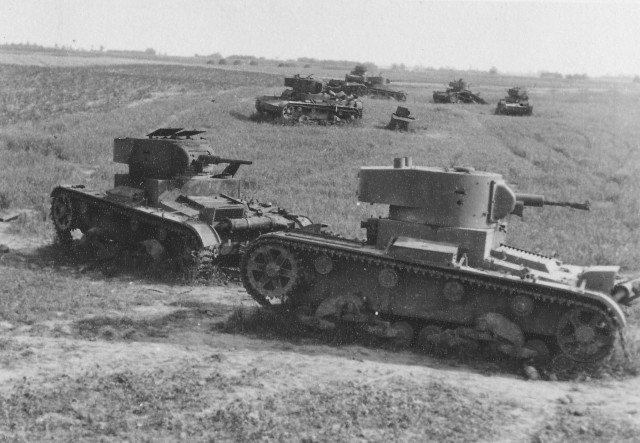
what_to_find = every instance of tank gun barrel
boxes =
[195,155,253,177]
[196,155,253,166]
[512,193,590,216]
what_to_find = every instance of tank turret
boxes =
[358,158,590,269]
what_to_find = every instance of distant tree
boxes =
[233,60,242,65]
[304,64,311,68]
[144,47,156,55]
[633,75,640,83]
[218,58,227,65]
[249,60,258,66]
[489,66,498,75]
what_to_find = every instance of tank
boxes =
[255,75,363,124]
[496,87,533,116]
[433,78,487,104]
[240,158,639,366]
[50,128,312,272]
[344,66,407,101]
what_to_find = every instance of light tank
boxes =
[433,78,487,104]
[255,75,363,124]
[50,128,311,272]
[241,158,639,365]
[496,86,533,116]
[345,65,407,101]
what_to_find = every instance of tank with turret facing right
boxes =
[240,157,639,368]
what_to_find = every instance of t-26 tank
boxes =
[255,75,363,124]
[433,78,487,104]
[241,157,638,365]
[496,86,533,116]
[51,128,311,271]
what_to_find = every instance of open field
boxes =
[1,53,640,441]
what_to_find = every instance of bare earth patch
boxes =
[0,228,639,442]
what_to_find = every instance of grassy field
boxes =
[1,59,639,270]
[1,54,640,442]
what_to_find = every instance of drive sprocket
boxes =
[241,241,301,307]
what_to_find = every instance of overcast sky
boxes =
[3,0,639,76]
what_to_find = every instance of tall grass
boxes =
[1,63,639,271]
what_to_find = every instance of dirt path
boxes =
[1,227,639,441]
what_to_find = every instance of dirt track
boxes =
[1,226,639,442]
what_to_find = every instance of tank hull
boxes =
[51,185,311,267]
[433,90,487,104]
[496,100,533,116]
[255,95,363,123]
[241,231,625,364]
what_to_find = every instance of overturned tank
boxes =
[496,86,533,116]
[241,157,638,365]
[255,75,363,124]
[51,128,311,272]
[433,78,487,104]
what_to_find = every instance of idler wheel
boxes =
[51,193,75,244]
[242,243,300,306]
[556,307,616,363]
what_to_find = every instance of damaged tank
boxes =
[496,86,533,116]
[345,65,407,101]
[255,75,363,124]
[433,78,487,104]
[50,128,311,272]
[241,157,639,365]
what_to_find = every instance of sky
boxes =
[3,0,640,76]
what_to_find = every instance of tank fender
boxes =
[184,220,222,248]
[580,289,627,328]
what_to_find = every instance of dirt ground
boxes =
[1,224,639,442]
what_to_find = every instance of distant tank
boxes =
[496,87,533,116]
[433,78,487,104]
[255,75,363,124]
[50,128,311,272]
[344,66,407,101]
[324,78,368,97]
[241,158,639,365]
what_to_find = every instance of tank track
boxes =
[241,233,622,363]
[51,186,217,278]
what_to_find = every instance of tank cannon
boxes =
[51,128,311,272]
[241,158,636,367]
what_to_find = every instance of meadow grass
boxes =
[1,61,639,303]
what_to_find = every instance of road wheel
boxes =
[556,307,616,362]
[417,325,442,351]
[390,321,414,347]
[241,242,300,307]
[281,105,295,120]
[51,193,75,245]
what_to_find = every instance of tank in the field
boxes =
[255,75,363,124]
[496,86,533,116]
[344,66,407,101]
[50,128,311,271]
[433,78,487,104]
[241,157,639,366]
